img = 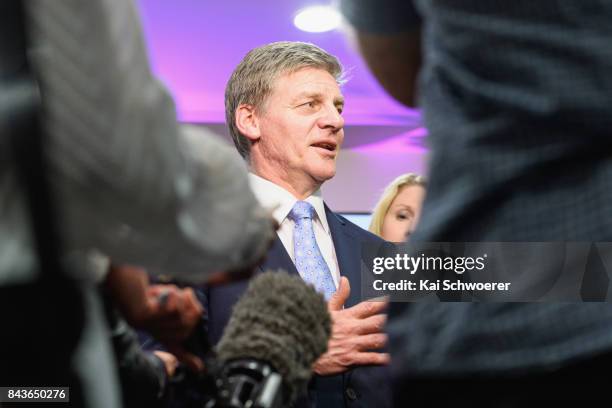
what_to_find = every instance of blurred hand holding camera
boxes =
[104,264,205,371]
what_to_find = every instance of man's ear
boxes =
[235,104,261,141]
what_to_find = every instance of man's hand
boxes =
[106,265,204,341]
[145,284,204,343]
[104,264,205,372]
[312,277,390,376]
[153,351,179,377]
[133,283,206,372]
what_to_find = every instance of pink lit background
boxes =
[137,0,428,214]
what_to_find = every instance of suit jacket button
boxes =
[346,387,357,401]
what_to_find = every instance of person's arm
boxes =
[104,264,207,371]
[103,296,173,407]
[104,266,203,340]
[25,0,274,282]
[340,0,422,107]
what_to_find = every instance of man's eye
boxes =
[300,101,315,108]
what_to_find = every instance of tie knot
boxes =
[289,201,315,221]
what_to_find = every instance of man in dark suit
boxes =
[206,41,392,408]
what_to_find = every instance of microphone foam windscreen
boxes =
[216,271,331,402]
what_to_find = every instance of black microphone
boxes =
[209,271,331,408]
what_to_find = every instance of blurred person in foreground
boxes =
[205,41,391,408]
[369,173,426,242]
[1,1,274,407]
[340,0,612,406]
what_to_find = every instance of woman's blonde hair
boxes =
[369,173,426,237]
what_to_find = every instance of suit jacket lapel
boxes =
[258,235,300,276]
[325,204,362,308]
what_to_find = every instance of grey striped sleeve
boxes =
[25,0,273,281]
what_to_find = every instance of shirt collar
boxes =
[248,173,330,234]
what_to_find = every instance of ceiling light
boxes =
[294,6,341,33]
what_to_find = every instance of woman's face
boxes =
[381,185,426,242]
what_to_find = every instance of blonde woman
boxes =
[369,173,426,242]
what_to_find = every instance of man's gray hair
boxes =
[225,41,345,160]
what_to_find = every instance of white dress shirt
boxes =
[249,174,340,289]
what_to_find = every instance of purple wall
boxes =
[137,0,427,211]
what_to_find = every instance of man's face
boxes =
[254,67,345,189]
